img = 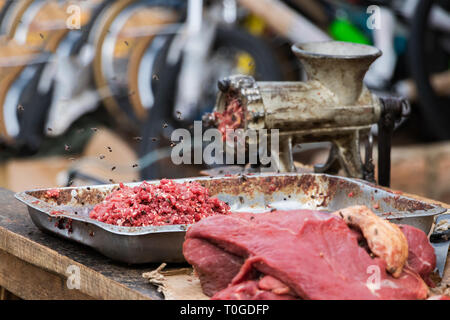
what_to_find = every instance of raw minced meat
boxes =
[214,98,243,140]
[89,179,230,227]
[45,189,60,199]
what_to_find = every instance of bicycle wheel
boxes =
[409,0,450,140]
[139,26,283,179]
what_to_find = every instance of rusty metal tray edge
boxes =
[15,173,447,232]
[15,191,190,236]
[13,173,447,264]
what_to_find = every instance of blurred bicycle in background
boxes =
[139,0,450,179]
[0,0,448,186]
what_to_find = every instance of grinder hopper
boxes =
[292,41,381,105]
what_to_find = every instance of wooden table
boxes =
[0,188,163,300]
[0,187,449,300]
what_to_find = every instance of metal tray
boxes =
[15,173,446,264]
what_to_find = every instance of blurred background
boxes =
[0,0,448,203]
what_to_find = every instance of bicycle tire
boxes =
[409,0,450,140]
[139,26,283,179]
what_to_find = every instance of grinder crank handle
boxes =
[377,97,410,188]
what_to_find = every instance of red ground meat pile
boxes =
[89,179,230,227]
[214,98,243,140]
[45,189,60,199]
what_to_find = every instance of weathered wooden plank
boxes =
[0,286,20,300]
[0,250,92,300]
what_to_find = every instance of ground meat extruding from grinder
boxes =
[89,180,230,227]
[213,98,244,140]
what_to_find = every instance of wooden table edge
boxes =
[0,225,151,300]
[1,187,448,299]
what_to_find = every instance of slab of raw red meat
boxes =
[183,210,430,300]
[184,210,324,296]
[213,278,298,300]
[399,224,436,287]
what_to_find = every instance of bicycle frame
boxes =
[168,0,330,120]
[168,0,221,120]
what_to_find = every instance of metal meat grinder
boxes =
[204,41,410,187]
